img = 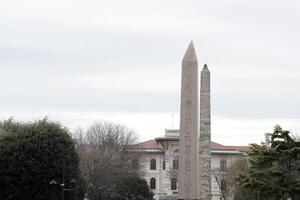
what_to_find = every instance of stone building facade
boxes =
[133,129,248,200]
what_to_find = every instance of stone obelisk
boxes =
[198,64,211,200]
[178,41,199,200]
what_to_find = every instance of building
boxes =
[133,129,249,200]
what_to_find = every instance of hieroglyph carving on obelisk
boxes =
[198,64,212,200]
[178,41,199,200]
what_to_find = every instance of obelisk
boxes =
[178,41,199,200]
[198,64,211,200]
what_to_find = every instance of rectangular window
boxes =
[150,159,156,170]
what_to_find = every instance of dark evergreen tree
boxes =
[0,118,84,200]
[239,125,300,200]
[114,176,153,200]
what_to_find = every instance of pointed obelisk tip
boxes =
[189,40,194,47]
[183,40,197,62]
[202,64,209,71]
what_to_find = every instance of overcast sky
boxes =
[1,0,300,145]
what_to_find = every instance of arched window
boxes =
[150,178,156,190]
[220,160,227,171]
[150,158,156,170]
[173,155,179,169]
[221,179,226,192]
[171,178,177,190]
[163,159,166,170]
[132,159,138,170]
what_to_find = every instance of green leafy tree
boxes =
[0,118,84,200]
[239,125,300,200]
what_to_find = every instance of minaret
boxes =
[178,41,199,199]
[198,64,212,200]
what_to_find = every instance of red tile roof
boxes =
[212,142,250,152]
[135,140,249,152]
[227,145,250,152]
[133,140,160,149]
[211,142,227,150]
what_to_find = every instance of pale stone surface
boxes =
[137,136,246,200]
[178,41,199,200]
[198,64,212,200]
[131,42,249,200]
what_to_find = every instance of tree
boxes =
[239,125,300,200]
[211,167,227,200]
[114,176,153,200]
[222,157,256,200]
[0,118,84,200]
[74,121,143,200]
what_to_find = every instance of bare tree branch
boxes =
[73,121,141,200]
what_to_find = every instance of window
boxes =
[173,149,179,170]
[173,155,179,169]
[220,160,227,171]
[163,159,166,170]
[221,179,226,192]
[150,178,156,190]
[150,158,156,170]
[132,159,138,170]
[171,178,177,190]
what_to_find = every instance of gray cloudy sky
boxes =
[1,0,300,145]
